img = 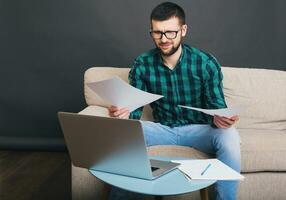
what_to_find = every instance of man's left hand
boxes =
[213,115,239,129]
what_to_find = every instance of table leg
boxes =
[200,188,208,200]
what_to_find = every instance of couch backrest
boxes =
[84,66,286,131]
[222,67,286,131]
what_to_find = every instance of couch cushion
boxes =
[147,145,211,159]
[239,128,286,172]
[147,128,286,173]
[222,67,286,132]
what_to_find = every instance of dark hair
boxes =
[150,2,186,25]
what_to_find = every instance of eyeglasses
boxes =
[150,29,181,39]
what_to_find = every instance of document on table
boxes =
[87,76,163,112]
[172,159,244,181]
[179,105,243,118]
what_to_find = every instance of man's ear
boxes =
[181,24,188,37]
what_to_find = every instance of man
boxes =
[109,2,241,200]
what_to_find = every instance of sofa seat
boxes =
[143,130,286,173]
[79,104,286,173]
[239,129,286,172]
[147,128,286,173]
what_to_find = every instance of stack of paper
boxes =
[172,159,244,181]
[87,76,163,112]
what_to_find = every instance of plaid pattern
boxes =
[129,44,226,127]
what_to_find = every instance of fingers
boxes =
[108,106,130,119]
[230,115,239,121]
[108,106,118,112]
[221,117,235,125]
[213,115,238,129]
[118,110,130,119]
[108,106,118,117]
[213,116,230,129]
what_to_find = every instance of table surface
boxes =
[89,157,216,196]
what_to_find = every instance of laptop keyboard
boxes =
[151,167,159,172]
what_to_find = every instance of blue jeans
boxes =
[109,121,241,200]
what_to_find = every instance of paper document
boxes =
[172,159,244,181]
[78,105,109,117]
[179,105,243,118]
[87,76,163,112]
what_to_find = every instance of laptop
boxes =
[58,112,179,180]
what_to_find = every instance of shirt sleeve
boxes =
[128,60,146,120]
[203,56,227,109]
[203,57,227,128]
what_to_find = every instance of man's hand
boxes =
[108,106,130,119]
[213,115,239,129]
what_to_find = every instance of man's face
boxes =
[151,17,187,56]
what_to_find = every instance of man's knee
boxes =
[213,127,240,144]
[212,127,241,156]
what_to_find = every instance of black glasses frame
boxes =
[149,29,181,39]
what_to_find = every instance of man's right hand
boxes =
[108,106,130,119]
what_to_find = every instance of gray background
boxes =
[0,0,285,150]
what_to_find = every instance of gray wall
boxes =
[0,0,285,150]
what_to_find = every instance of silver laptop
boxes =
[58,112,179,180]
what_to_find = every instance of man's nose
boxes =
[160,34,168,42]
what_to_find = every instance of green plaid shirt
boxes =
[128,44,226,127]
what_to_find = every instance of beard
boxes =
[157,38,182,56]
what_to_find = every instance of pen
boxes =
[201,163,211,176]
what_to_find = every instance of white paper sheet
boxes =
[172,159,244,181]
[87,76,163,112]
[179,105,243,118]
[78,105,109,117]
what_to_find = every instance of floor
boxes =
[0,151,71,200]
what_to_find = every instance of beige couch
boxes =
[72,66,286,200]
